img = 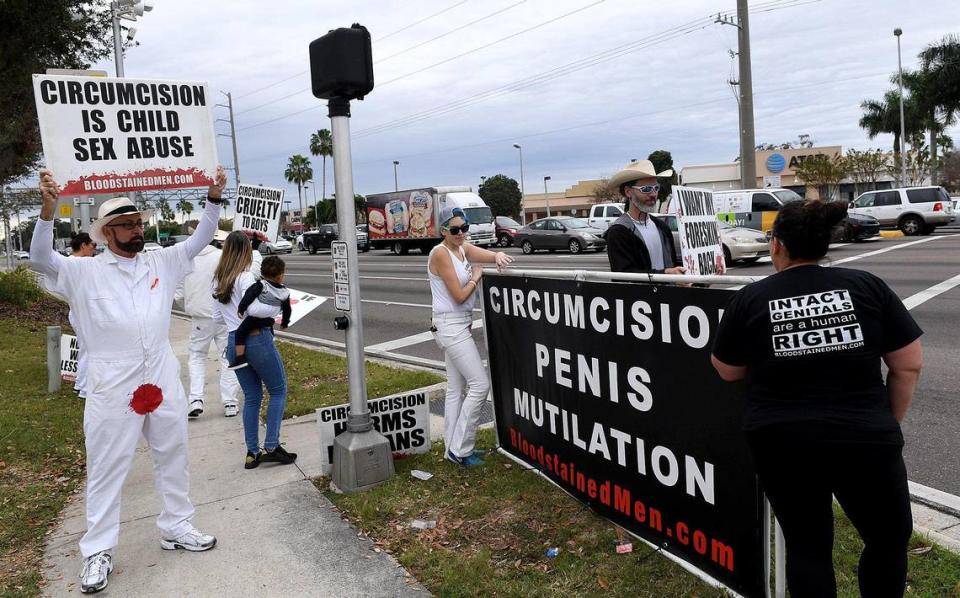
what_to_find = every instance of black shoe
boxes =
[261,445,297,465]
[244,450,262,469]
[227,355,249,370]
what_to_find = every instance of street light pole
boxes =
[543,175,551,218]
[513,144,526,224]
[111,2,125,77]
[895,28,908,186]
[392,160,399,191]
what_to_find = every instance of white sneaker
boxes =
[79,551,112,594]
[160,527,217,552]
[188,400,203,418]
[224,404,239,417]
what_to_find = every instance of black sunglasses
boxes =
[446,223,470,235]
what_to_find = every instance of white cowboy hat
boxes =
[608,159,674,191]
[89,197,154,244]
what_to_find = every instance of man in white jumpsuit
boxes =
[30,167,226,594]
[175,231,241,418]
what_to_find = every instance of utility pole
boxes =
[217,91,242,187]
[894,28,908,186]
[393,160,400,191]
[717,2,756,189]
[513,144,526,224]
[543,175,551,217]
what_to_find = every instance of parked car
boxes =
[142,242,162,253]
[833,212,880,242]
[259,238,293,254]
[495,216,523,247]
[848,186,954,235]
[513,217,606,254]
[586,202,625,234]
[15,250,30,260]
[302,224,369,254]
[655,214,769,265]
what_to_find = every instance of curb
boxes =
[910,481,960,519]
[879,230,905,238]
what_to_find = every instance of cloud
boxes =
[66,0,959,204]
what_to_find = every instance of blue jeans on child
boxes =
[226,329,287,454]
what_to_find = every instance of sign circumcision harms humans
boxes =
[673,186,726,276]
[233,184,284,242]
[32,75,219,195]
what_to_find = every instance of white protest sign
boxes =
[276,288,326,328]
[60,334,80,382]
[316,391,432,475]
[673,186,727,276]
[233,184,284,242]
[32,74,218,195]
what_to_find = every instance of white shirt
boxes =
[632,215,665,270]
[212,271,277,332]
[176,245,221,319]
[428,244,475,314]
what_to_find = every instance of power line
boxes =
[235,0,599,118]
[234,0,471,101]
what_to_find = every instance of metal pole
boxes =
[111,2,125,77]
[895,28,908,186]
[737,0,756,189]
[514,144,526,224]
[47,326,62,393]
[330,99,370,424]
[225,92,241,185]
[393,160,399,191]
[543,176,551,217]
[328,95,394,492]
[3,214,13,271]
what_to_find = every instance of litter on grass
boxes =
[410,519,437,530]
[410,469,434,481]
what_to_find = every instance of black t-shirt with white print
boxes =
[712,265,922,443]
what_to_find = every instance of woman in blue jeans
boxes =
[212,232,297,469]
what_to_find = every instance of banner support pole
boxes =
[774,518,786,598]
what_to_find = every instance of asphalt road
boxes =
[279,227,960,496]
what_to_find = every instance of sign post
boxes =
[311,24,393,492]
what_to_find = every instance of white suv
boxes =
[849,186,954,236]
[586,202,625,234]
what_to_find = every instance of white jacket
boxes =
[176,245,221,319]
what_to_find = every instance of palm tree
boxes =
[309,129,333,201]
[176,198,193,224]
[859,90,920,156]
[915,35,960,183]
[284,154,313,224]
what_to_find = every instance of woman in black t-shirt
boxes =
[711,200,923,598]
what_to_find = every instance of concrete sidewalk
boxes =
[41,317,428,597]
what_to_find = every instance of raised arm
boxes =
[463,242,513,270]
[29,169,69,278]
[179,166,227,260]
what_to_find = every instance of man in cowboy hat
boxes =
[605,159,686,275]
[30,166,226,594]
[175,228,241,418]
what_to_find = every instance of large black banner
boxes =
[483,274,765,597]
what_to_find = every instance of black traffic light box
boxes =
[309,24,374,101]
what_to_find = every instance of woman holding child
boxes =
[213,231,296,470]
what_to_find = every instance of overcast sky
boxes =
[80,0,959,204]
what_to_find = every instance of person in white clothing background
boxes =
[428,206,512,467]
[30,167,226,594]
[175,229,241,418]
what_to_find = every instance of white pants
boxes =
[188,317,239,407]
[79,351,194,557]
[433,312,490,459]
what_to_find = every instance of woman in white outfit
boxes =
[428,207,513,466]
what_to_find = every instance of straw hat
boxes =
[89,197,154,244]
[608,159,674,191]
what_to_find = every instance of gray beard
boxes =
[631,197,657,214]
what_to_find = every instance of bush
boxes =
[0,266,44,308]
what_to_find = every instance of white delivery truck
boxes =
[366,186,496,254]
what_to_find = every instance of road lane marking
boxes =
[367,319,485,352]
[830,235,957,266]
[902,272,960,311]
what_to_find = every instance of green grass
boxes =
[0,308,84,597]
[277,342,442,418]
[319,430,960,598]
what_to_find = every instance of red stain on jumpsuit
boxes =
[130,384,163,415]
